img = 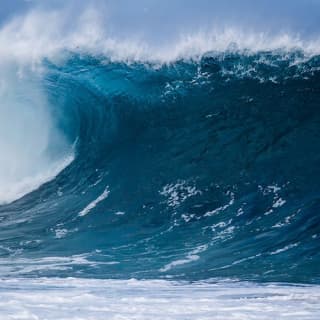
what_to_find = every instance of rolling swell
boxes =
[0,51,320,283]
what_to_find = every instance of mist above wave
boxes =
[0,4,320,66]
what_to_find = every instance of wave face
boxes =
[0,50,319,284]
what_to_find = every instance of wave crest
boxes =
[0,7,320,65]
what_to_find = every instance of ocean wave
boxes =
[0,4,319,285]
[0,51,318,283]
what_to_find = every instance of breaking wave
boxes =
[0,5,320,286]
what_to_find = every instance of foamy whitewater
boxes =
[0,0,320,319]
[0,278,319,320]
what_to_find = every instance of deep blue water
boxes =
[0,51,320,284]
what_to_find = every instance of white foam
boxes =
[270,243,300,255]
[79,187,110,217]
[0,277,319,320]
[160,245,208,272]
[160,180,202,208]
[0,254,119,276]
[115,211,125,215]
[273,197,286,208]
[204,191,235,217]
[54,228,69,239]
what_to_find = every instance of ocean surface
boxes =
[0,4,320,319]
